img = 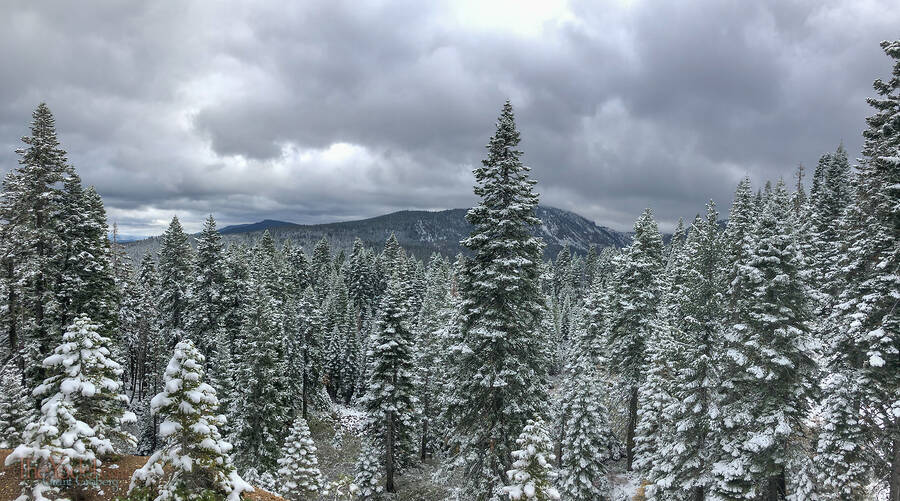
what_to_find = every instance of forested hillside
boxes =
[0,39,896,501]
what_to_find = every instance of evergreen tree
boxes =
[288,286,325,419]
[821,39,900,500]
[815,372,868,499]
[359,273,418,493]
[664,204,725,500]
[606,208,664,470]
[129,340,251,500]
[157,216,194,338]
[415,254,450,461]
[311,237,332,301]
[449,102,550,500]
[557,359,616,501]
[6,316,136,482]
[632,302,679,499]
[216,244,251,420]
[347,239,375,316]
[354,437,385,501]
[715,180,817,500]
[56,178,119,340]
[502,417,560,501]
[186,215,225,360]
[277,415,325,500]
[232,276,289,473]
[0,360,33,448]
[723,177,756,315]
[1,103,75,392]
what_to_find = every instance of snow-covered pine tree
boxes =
[557,357,617,501]
[5,315,136,498]
[276,415,325,500]
[553,246,572,297]
[232,275,289,473]
[449,101,550,501]
[311,236,332,301]
[815,372,868,499]
[579,262,614,366]
[606,208,664,470]
[714,180,817,500]
[1,103,74,392]
[819,39,900,500]
[216,244,251,422]
[129,339,252,500]
[381,233,403,278]
[632,301,679,499]
[348,238,376,317]
[355,436,385,501]
[414,253,450,461]
[340,301,363,404]
[186,214,225,361]
[157,216,194,339]
[287,286,325,419]
[583,245,599,289]
[502,417,560,501]
[723,177,756,315]
[0,360,32,448]
[359,272,418,492]
[663,203,726,500]
[129,253,167,454]
[56,177,119,340]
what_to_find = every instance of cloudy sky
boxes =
[1,0,897,236]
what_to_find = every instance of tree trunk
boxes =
[890,436,900,501]
[626,385,638,471]
[6,259,17,366]
[692,486,704,501]
[766,472,786,501]
[386,410,396,493]
[301,347,309,420]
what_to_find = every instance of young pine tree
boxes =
[129,339,252,500]
[276,415,325,500]
[6,315,136,497]
[0,360,33,448]
[502,417,560,501]
[557,358,617,501]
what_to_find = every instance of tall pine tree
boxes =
[449,101,550,500]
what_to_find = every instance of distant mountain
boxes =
[219,219,300,234]
[123,205,632,261]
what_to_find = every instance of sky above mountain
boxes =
[1,0,897,236]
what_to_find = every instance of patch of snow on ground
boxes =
[334,405,367,437]
[610,472,641,501]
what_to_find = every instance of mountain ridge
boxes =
[124,205,632,260]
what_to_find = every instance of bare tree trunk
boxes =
[386,410,396,493]
[626,386,638,471]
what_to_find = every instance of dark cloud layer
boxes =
[1,0,897,235]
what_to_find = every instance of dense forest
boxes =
[0,40,896,501]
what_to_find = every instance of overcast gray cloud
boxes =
[0,0,897,236]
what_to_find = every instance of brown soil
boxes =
[0,449,284,501]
